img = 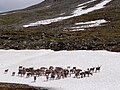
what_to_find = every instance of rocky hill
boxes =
[0,0,120,52]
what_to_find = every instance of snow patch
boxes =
[77,0,96,7]
[0,50,120,90]
[72,0,112,16]
[75,19,107,25]
[46,5,51,8]
[59,13,66,16]
[64,27,85,31]
[75,19,108,28]
[69,28,84,31]
[65,19,108,31]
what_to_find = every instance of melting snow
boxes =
[77,0,96,7]
[65,19,108,31]
[65,27,85,31]
[59,13,66,16]
[75,19,107,25]
[23,0,112,27]
[46,5,51,8]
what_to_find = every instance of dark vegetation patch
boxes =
[0,83,48,90]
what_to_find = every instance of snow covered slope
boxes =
[23,0,112,27]
[0,50,120,90]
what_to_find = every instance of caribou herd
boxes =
[4,65,101,81]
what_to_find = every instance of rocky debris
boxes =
[0,83,48,90]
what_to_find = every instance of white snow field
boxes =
[0,50,120,90]
[23,0,112,27]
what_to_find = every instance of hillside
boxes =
[0,0,120,52]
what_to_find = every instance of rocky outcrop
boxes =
[0,83,48,90]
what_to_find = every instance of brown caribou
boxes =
[95,65,102,73]
[4,69,9,74]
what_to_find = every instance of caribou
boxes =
[95,65,102,73]
[7,65,102,81]
[4,69,9,74]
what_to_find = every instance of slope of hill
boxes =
[0,0,120,52]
